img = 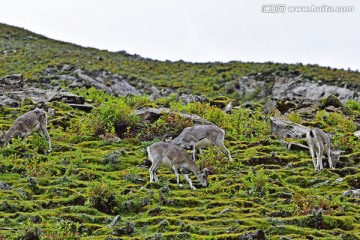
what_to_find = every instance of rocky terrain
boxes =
[0,23,360,239]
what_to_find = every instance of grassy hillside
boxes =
[0,23,360,239]
[1,88,360,239]
[1,23,360,97]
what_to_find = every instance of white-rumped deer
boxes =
[171,125,232,161]
[0,108,51,152]
[147,142,209,190]
[306,128,340,171]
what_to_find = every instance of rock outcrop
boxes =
[227,74,360,103]
[0,74,91,111]
[270,117,311,140]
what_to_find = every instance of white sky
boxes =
[1,0,359,70]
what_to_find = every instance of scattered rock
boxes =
[0,95,19,107]
[263,95,350,118]
[320,95,352,115]
[354,130,360,138]
[0,182,12,190]
[30,215,42,224]
[148,207,161,216]
[217,208,232,215]
[228,74,360,103]
[149,86,161,101]
[99,133,121,143]
[135,107,212,125]
[108,215,121,228]
[178,94,209,105]
[17,188,30,199]
[47,108,56,116]
[73,69,141,96]
[239,229,266,240]
[113,222,135,236]
[335,178,344,183]
[0,74,24,90]
[342,189,360,196]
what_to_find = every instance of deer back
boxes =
[6,109,47,138]
[172,125,223,145]
[148,142,198,170]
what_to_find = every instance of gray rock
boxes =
[270,117,311,140]
[229,74,360,103]
[354,130,360,138]
[73,69,141,96]
[108,215,121,228]
[0,74,24,90]
[136,107,212,125]
[178,94,209,105]
[0,95,19,107]
[342,189,360,196]
[239,229,266,240]
[149,86,161,101]
[0,182,12,190]
[47,108,56,117]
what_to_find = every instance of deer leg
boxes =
[218,144,233,162]
[191,143,196,161]
[214,140,233,162]
[173,167,182,187]
[184,174,196,190]
[317,149,324,170]
[149,166,154,182]
[327,148,333,169]
[149,162,160,182]
[309,145,317,170]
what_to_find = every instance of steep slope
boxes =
[1,23,360,99]
[0,23,360,239]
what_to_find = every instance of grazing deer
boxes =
[306,128,340,171]
[171,125,232,162]
[147,142,209,190]
[0,108,52,152]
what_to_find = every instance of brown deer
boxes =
[171,125,232,161]
[1,108,51,152]
[306,128,341,171]
[147,142,209,190]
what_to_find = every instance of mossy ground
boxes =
[1,94,359,240]
[1,23,360,239]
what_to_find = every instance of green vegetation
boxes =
[1,90,359,239]
[0,23,360,239]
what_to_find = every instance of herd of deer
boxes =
[0,108,341,189]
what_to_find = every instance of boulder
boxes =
[0,95,19,107]
[228,74,360,103]
[354,131,360,138]
[178,94,209,105]
[239,229,266,240]
[270,117,311,140]
[135,107,212,125]
[0,74,24,90]
[342,189,360,197]
[0,182,12,191]
[72,69,141,96]
[263,95,349,119]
